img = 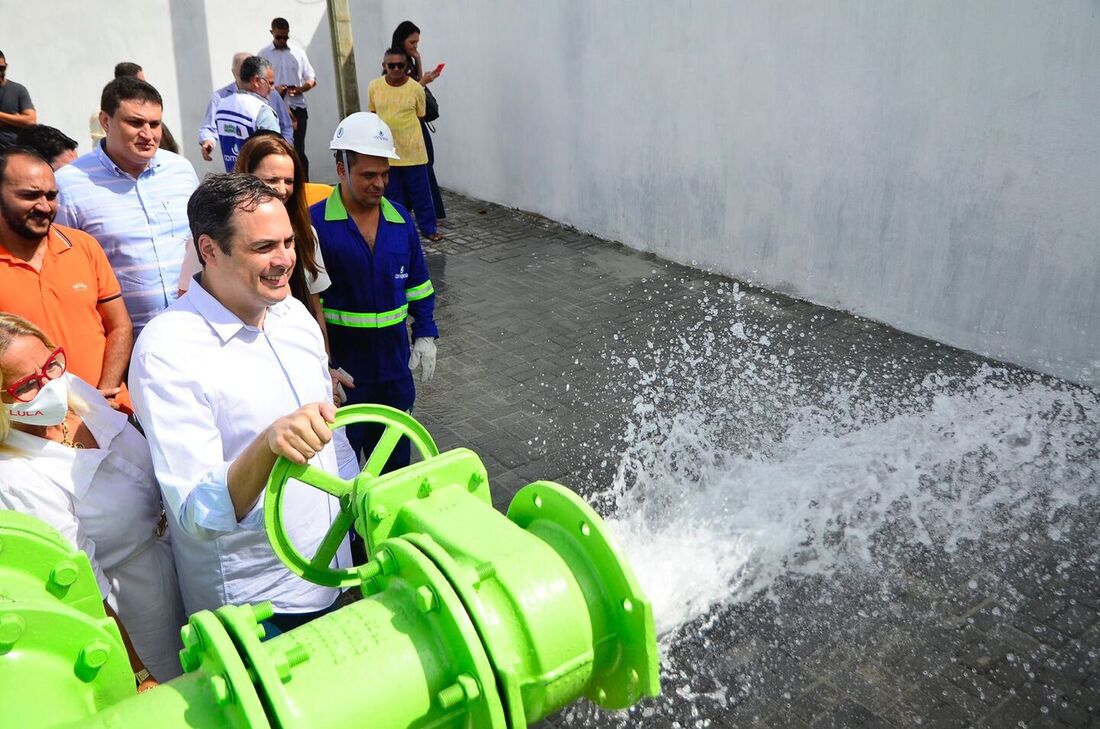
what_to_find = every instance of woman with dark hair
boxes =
[392,20,446,222]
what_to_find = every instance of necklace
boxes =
[60,418,84,449]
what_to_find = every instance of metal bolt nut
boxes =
[179,646,201,672]
[210,674,233,704]
[272,653,292,683]
[0,614,26,649]
[370,505,390,522]
[250,601,275,624]
[376,549,396,576]
[437,673,480,709]
[50,560,80,587]
[415,585,437,613]
[285,643,309,668]
[75,639,112,682]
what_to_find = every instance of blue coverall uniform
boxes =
[310,189,438,470]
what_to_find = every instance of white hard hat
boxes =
[329,112,400,160]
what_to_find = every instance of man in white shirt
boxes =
[212,56,281,172]
[130,173,349,633]
[259,17,316,179]
[199,52,293,162]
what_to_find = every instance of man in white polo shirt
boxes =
[259,16,316,179]
[130,173,349,634]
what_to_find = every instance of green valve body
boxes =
[0,511,134,726]
[2,405,659,728]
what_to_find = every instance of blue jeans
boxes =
[259,598,338,640]
[385,165,437,236]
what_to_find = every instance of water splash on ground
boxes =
[608,365,1096,637]
[552,281,1100,727]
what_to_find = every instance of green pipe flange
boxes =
[508,481,660,708]
[178,610,271,729]
[213,602,308,729]
[264,404,440,588]
[374,538,507,729]
[0,510,104,614]
[400,531,529,729]
[0,603,134,721]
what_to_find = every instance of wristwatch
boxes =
[134,668,151,685]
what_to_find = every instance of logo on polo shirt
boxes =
[72,282,88,291]
[395,265,408,280]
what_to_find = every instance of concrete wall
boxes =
[1,0,343,182]
[4,2,1097,385]
[354,1,1100,387]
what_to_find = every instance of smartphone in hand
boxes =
[432,62,445,76]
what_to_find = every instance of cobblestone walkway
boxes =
[413,191,1100,728]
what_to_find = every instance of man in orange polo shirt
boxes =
[0,146,132,406]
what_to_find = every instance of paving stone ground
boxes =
[409,191,1100,728]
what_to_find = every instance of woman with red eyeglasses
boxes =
[0,312,185,690]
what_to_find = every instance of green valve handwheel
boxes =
[264,404,439,587]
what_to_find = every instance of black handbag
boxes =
[424,86,440,124]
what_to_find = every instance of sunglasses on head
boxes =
[385,62,406,70]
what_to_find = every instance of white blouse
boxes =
[0,375,186,679]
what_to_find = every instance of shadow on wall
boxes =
[303,13,341,186]
[168,0,212,169]
[303,12,336,183]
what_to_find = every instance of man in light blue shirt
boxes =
[199,52,293,162]
[56,77,198,333]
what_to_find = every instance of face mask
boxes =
[7,375,69,426]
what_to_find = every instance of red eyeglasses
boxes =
[4,347,66,403]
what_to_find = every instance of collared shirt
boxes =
[0,375,185,679]
[0,375,160,594]
[311,189,437,383]
[129,275,348,615]
[0,224,121,386]
[258,42,316,110]
[200,81,293,146]
[213,90,281,172]
[55,143,198,333]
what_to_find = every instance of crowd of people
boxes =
[0,17,444,690]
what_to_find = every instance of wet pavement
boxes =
[412,191,1100,728]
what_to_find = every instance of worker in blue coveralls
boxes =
[311,112,438,474]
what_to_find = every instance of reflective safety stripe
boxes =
[405,279,435,301]
[323,304,408,328]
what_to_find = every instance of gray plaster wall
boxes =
[0,0,342,183]
[357,1,1100,387]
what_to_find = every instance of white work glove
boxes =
[408,337,437,383]
[330,367,355,405]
